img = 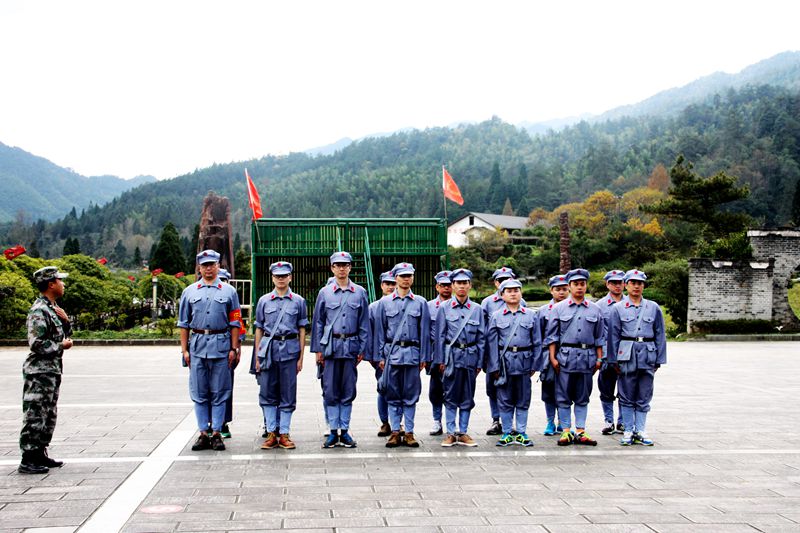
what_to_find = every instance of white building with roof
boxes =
[447,212,530,248]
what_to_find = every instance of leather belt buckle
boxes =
[203,329,212,335]
[636,337,644,342]
[510,346,518,353]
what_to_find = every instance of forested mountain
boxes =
[0,142,155,223]
[595,51,800,122]
[2,83,800,264]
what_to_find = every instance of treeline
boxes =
[2,84,800,263]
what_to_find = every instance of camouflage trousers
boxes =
[20,372,61,452]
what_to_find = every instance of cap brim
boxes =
[55,273,69,279]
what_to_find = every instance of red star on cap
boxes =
[634,270,639,274]
[203,252,208,256]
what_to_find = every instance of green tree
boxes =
[0,271,36,336]
[641,155,751,246]
[133,246,142,267]
[112,240,127,266]
[234,247,250,280]
[150,222,185,275]
[488,162,503,213]
[641,258,690,333]
[63,237,81,255]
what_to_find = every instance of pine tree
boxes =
[150,222,185,274]
[488,162,503,213]
[502,198,514,216]
[133,246,142,267]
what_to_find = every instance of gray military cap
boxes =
[33,266,68,284]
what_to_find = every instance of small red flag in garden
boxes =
[175,272,185,278]
[442,166,464,206]
[245,168,263,220]
[3,245,26,260]
[152,268,163,276]
[97,257,108,265]
[127,275,136,282]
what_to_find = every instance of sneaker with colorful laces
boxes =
[515,433,534,447]
[543,420,556,436]
[601,422,615,435]
[573,431,597,446]
[620,431,633,446]
[557,430,574,446]
[496,432,515,447]
[633,433,654,446]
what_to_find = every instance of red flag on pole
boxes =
[3,245,26,260]
[245,168,263,220]
[97,257,108,265]
[442,166,464,206]
[152,268,163,276]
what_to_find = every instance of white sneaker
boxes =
[429,420,443,436]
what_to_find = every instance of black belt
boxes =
[386,339,420,348]
[561,342,592,349]
[621,336,655,342]
[448,341,477,349]
[191,328,228,335]
[331,332,358,339]
[502,345,533,353]
[268,333,298,341]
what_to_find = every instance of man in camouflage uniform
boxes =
[19,266,73,474]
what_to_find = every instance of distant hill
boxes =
[593,51,800,122]
[0,141,156,223]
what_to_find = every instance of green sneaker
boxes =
[496,432,515,447]
[220,424,232,439]
[557,430,574,446]
[515,432,534,447]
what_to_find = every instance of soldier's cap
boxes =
[624,269,647,283]
[449,268,473,282]
[604,270,625,282]
[330,251,352,265]
[196,249,220,264]
[392,262,415,276]
[548,274,568,287]
[566,268,590,283]
[270,261,293,275]
[434,270,451,284]
[218,268,231,281]
[380,271,396,283]
[33,266,68,284]
[492,266,516,281]
[498,278,523,293]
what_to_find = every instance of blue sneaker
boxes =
[515,433,534,447]
[496,433,515,447]
[633,433,653,446]
[322,432,339,448]
[338,431,357,448]
[543,420,556,436]
[620,432,633,446]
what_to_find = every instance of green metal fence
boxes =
[251,218,448,316]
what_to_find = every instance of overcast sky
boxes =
[1,1,799,180]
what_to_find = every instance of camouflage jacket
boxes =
[24,297,66,374]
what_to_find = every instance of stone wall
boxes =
[687,259,774,331]
[748,230,800,331]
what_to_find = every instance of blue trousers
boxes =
[384,364,422,407]
[374,365,389,423]
[189,356,231,432]
[617,368,655,412]
[442,367,477,411]
[263,406,293,434]
[322,358,357,431]
[445,406,471,435]
[597,364,621,423]
[498,374,532,434]
[485,372,499,419]
[258,358,298,411]
[389,404,416,434]
[428,364,444,421]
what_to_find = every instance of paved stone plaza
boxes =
[0,342,799,532]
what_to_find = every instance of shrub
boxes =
[691,319,775,334]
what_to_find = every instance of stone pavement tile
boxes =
[0,518,82,529]
[441,527,547,533]
[121,523,178,533]
[429,506,529,517]
[144,494,237,505]
[338,528,440,533]
[40,499,104,518]
[486,514,591,525]
[648,524,759,532]
[584,513,692,524]
[0,493,66,503]
[232,509,333,520]
[283,517,385,528]
[377,498,475,509]
[683,512,795,524]
[285,500,378,510]
[385,515,487,527]
[780,512,800,522]
[175,519,282,530]
[332,508,432,518]
[749,525,800,533]
[544,524,654,532]
[22,527,78,533]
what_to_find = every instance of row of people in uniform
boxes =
[178,249,667,451]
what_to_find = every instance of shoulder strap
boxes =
[322,289,351,344]
[447,304,473,347]
[387,298,414,355]
[499,312,522,359]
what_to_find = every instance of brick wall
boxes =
[749,230,800,331]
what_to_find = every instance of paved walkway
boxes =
[0,343,799,532]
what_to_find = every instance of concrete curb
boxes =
[688,334,800,341]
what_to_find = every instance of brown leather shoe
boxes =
[457,433,478,447]
[261,432,278,449]
[377,422,392,437]
[403,432,420,448]
[386,431,401,448]
[441,434,457,447]
[278,434,296,449]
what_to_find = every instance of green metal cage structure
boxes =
[250,218,449,316]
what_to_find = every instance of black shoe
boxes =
[40,448,63,468]
[18,451,49,474]
[486,419,502,436]
[191,433,211,451]
[210,432,226,451]
[262,429,269,438]
[220,424,231,439]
